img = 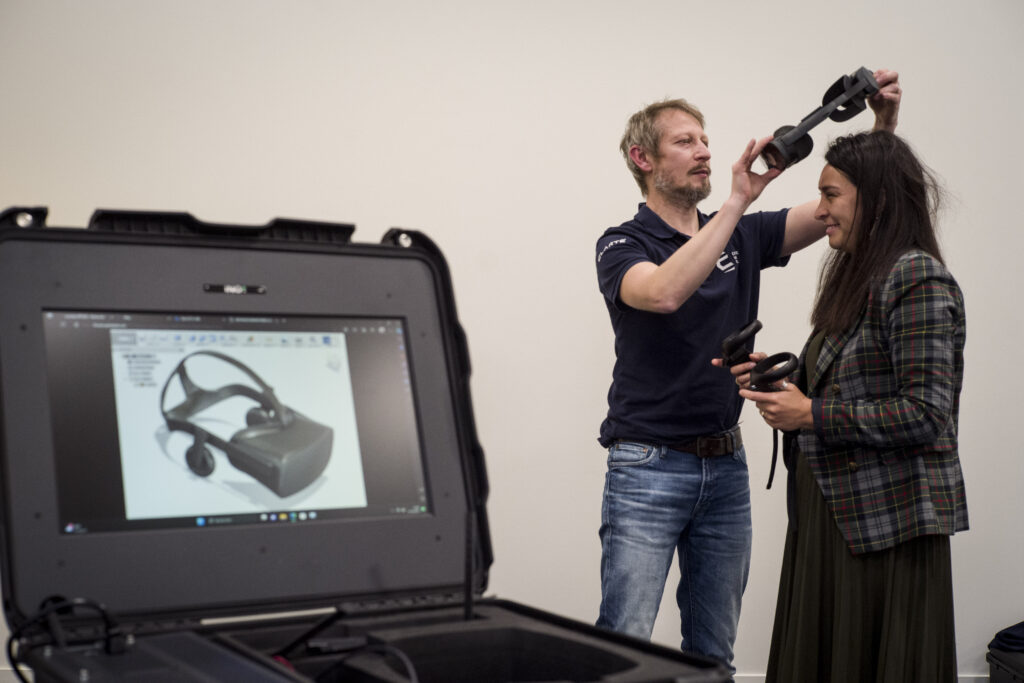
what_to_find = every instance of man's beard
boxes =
[653,169,711,209]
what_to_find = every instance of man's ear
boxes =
[628,145,654,173]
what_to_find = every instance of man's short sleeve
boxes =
[595,231,649,309]
[749,208,790,269]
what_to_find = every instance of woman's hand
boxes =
[739,382,814,431]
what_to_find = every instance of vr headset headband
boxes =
[760,66,880,171]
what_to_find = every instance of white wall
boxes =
[1,0,1021,679]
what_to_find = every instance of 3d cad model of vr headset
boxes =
[760,66,880,171]
[160,350,333,498]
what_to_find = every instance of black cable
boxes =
[767,428,779,489]
[314,642,420,683]
[5,597,123,683]
[272,607,342,659]
[5,632,29,683]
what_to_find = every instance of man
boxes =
[593,71,901,672]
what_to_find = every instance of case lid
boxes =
[0,207,491,631]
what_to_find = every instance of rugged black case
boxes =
[0,206,729,683]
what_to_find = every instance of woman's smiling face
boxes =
[815,164,862,253]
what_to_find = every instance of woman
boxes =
[736,131,968,682]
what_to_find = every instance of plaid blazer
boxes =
[786,250,968,555]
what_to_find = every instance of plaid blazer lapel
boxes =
[807,320,859,395]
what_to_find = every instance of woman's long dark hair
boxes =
[811,131,945,334]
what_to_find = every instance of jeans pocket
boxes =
[607,441,660,467]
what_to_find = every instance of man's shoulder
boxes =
[596,209,657,255]
[599,222,643,243]
[596,225,647,267]
[599,204,681,244]
[601,205,652,236]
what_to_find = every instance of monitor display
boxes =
[0,233,477,618]
[43,311,427,536]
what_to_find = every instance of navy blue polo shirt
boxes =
[595,203,789,447]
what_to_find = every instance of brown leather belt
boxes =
[668,426,742,458]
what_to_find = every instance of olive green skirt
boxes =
[765,451,958,683]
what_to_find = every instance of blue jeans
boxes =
[596,440,752,671]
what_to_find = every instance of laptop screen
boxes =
[44,311,428,535]
[0,230,480,619]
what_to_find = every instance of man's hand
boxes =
[729,136,782,209]
[870,69,902,133]
[711,351,766,391]
[619,136,784,315]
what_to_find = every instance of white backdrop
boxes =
[1,1,1021,679]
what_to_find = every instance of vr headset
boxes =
[760,66,880,171]
[160,350,334,498]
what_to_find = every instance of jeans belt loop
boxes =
[724,424,742,454]
[724,427,737,453]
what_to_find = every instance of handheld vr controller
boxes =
[721,319,762,367]
[749,352,798,392]
[760,66,880,171]
[721,320,797,389]
[721,321,798,490]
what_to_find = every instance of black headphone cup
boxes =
[824,69,877,122]
[761,125,815,171]
[792,134,813,162]
[828,98,868,123]
[762,127,796,170]
[822,74,850,107]
[246,406,273,427]
[760,145,785,171]
[186,443,215,477]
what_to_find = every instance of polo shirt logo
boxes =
[597,238,628,263]
[717,250,739,273]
